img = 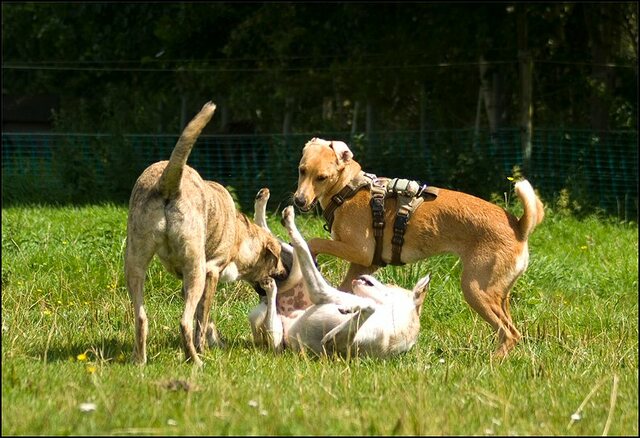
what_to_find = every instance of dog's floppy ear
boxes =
[265,239,280,259]
[330,140,353,164]
[264,239,288,280]
[412,274,430,316]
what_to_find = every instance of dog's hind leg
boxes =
[321,304,375,357]
[124,237,155,365]
[254,188,271,232]
[460,266,522,358]
[180,261,207,366]
[493,267,525,357]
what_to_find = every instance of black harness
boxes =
[322,171,439,267]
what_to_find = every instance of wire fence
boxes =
[2,128,637,220]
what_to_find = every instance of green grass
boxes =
[2,203,638,435]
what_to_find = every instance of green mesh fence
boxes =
[2,129,637,219]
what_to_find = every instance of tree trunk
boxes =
[518,4,533,175]
[584,4,620,132]
[473,86,483,151]
[350,100,360,136]
[219,97,229,132]
[283,97,293,135]
[420,83,428,151]
[479,55,499,140]
[322,96,333,122]
[365,100,373,138]
[180,94,188,129]
[519,52,533,175]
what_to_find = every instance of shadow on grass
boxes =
[32,333,260,365]
[35,336,135,364]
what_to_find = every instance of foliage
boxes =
[2,3,637,134]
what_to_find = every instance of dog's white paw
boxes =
[281,206,295,229]
[282,205,294,220]
[255,188,270,201]
[338,304,360,315]
[259,277,276,295]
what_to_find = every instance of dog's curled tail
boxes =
[158,101,216,199]
[515,179,545,241]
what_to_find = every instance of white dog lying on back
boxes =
[249,198,430,358]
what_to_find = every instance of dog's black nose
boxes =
[293,195,306,209]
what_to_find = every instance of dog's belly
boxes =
[220,262,239,282]
[276,282,312,316]
[353,311,419,357]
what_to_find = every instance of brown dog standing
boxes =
[125,102,287,366]
[293,137,544,357]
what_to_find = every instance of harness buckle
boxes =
[332,193,345,205]
[393,212,409,232]
[370,196,384,211]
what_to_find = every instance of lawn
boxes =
[1,201,638,435]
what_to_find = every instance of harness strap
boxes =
[370,178,388,267]
[322,172,375,233]
[321,172,439,267]
[390,197,425,265]
[386,178,437,265]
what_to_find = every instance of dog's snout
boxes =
[293,195,307,209]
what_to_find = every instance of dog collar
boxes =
[322,172,378,233]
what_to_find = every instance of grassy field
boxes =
[1,200,638,436]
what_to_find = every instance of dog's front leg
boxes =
[261,278,284,351]
[307,238,374,268]
[253,188,271,232]
[306,238,378,292]
[248,279,284,351]
[321,303,375,356]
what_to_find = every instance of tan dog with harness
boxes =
[293,138,544,358]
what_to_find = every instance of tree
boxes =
[2,3,636,134]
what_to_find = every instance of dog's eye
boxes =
[299,168,306,176]
[316,175,328,182]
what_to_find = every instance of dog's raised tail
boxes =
[514,179,544,241]
[158,101,216,199]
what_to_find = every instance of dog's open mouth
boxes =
[355,275,374,287]
[353,275,387,304]
[296,199,317,213]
